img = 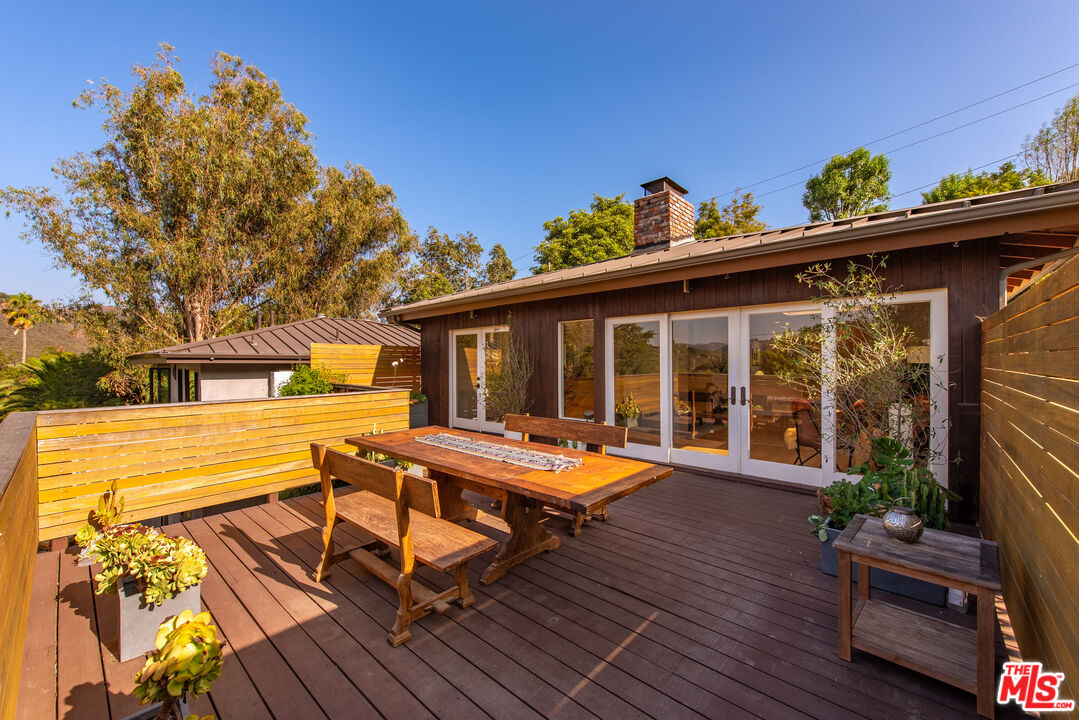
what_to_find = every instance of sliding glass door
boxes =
[450,326,508,433]
[603,291,947,488]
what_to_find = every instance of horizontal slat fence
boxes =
[35,389,408,540]
[311,343,421,390]
[0,413,38,720]
[981,254,1079,703]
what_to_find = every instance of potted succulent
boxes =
[129,610,223,720]
[76,483,209,661]
[809,437,959,606]
[615,395,642,428]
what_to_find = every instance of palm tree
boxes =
[2,293,51,363]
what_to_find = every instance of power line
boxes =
[888,152,1024,201]
[715,61,1079,200]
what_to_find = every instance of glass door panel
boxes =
[453,333,479,427]
[669,315,737,471]
[483,329,510,423]
[741,308,824,485]
[612,321,662,447]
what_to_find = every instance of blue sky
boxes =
[3,1,1079,302]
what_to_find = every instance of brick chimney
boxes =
[633,177,694,253]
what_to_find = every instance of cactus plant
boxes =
[133,610,223,720]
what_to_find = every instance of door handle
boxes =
[740,386,747,406]
[730,386,736,406]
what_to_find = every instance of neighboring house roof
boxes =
[386,181,1079,321]
[128,316,419,364]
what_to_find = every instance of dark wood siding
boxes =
[419,237,1000,521]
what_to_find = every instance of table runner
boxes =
[415,432,583,472]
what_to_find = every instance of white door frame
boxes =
[449,325,507,433]
[605,315,670,463]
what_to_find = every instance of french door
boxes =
[604,293,947,488]
[450,326,508,433]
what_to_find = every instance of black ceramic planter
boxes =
[819,526,947,606]
[409,401,429,428]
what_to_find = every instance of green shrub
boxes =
[276,364,342,396]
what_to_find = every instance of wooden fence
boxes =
[0,414,37,720]
[35,389,408,540]
[310,343,421,390]
[981,255,1079,702]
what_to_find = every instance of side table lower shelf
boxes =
[852,599,977,694]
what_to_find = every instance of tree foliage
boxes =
[694,190,766,239]
[399,227,515,303]
[275,364,342,396]
[921,162,1049,204]
[0,45,413,399]
[483,243,517,285]
[802,148,891,222]
[533,194,633,273]
[2,292,53,363]
[0,352,122,418]
[481,315,533,422]
[1022,92,1079,182]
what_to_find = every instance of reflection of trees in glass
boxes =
[614,323,659,375]
[561,320,594,382]
[482,318,532,423]
[673,342,729,374]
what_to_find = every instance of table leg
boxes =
[858,564,871,603]
[838,548,852,661]
[976,587,996,719]
[430,470,484,522]
[480,492,562,586]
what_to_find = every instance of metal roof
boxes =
[386,180,1079,320]
[128,316,419,364]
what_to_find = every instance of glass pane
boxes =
[561,320,595,420]
[749,310,821,466]
[834,301,933,471]
[613,321,661,447]
[454,334,478,420]
[483,330,509,422]
[672,317,729,455]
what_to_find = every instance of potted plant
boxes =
[615,395,642,428]
[75,483,209,661]
[809,436,960,605]
[409,390,429,428]
[130,610,223,720]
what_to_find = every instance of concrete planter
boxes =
[118,577,202,662]
[409,401,429,428]
[820,526,946,606]
[119,697,190,720]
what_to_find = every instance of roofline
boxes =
[385,184,1079,321]
[127,354,310,365]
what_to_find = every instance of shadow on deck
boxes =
[17,471,1029,719]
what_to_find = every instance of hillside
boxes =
[0,292,90,362]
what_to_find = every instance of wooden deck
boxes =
[16,471,1030,720]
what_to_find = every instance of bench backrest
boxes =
[310,444,441,517]
[504,414,628,454]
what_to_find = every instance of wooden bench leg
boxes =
[388,572,415,647]
[314,514,338,582]
[570,512,586,537]
[455,565,475,608]
[592,506,610,522]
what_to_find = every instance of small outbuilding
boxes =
[128,315,420,402]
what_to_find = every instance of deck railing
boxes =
[0,388,408,720]
[981,254,1079,700]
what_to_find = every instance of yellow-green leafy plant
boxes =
[75,485,208,605]
[134,610,223,720]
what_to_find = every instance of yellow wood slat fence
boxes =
[310,343,421,390]
[980,254,1079,704]
[35,389,409,540]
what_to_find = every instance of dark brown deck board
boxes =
[17,471,1032,719]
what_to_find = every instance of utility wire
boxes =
[888,152,1024,201]
[715,62,1079,200]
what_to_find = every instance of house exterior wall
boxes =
[418,236,1001,522]
[198,364,295,401]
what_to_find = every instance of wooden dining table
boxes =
[346,426,673,585]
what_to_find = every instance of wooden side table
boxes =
[834,515,1002,718]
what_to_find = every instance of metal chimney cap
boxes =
[641,177,688,197]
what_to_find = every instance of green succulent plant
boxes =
[134,610,223,720]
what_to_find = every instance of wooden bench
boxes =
[310,444,499,646]
[503,414,629,536]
